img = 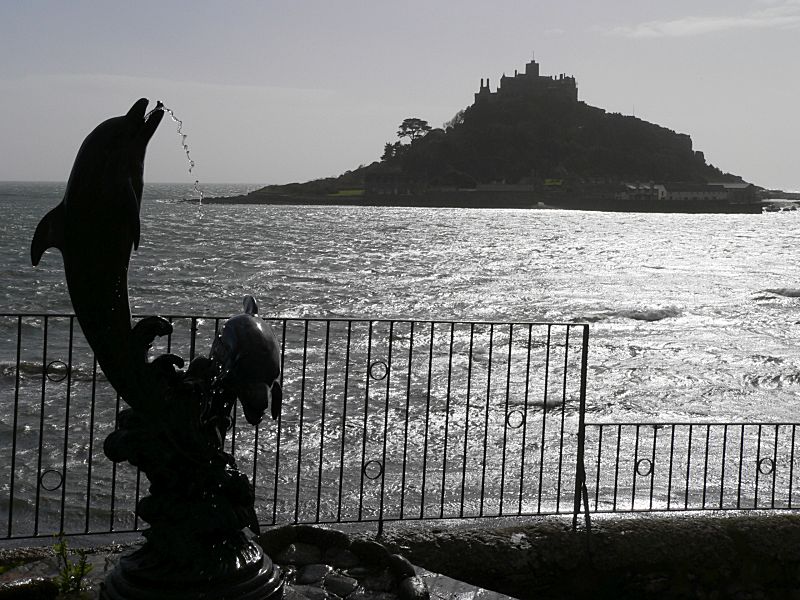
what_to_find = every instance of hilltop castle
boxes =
[475,55,578,104]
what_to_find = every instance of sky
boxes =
[0,1,797,190]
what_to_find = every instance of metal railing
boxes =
[583,422,800,513]
[0,313,589,539]
[3,312,798,542]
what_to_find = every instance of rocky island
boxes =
[208,56,767,213]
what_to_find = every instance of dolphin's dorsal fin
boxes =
[31,203,66,266]
[243,295,258,316]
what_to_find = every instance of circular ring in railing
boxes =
[45,360,69,383]
[758,457,775,475]
[363,460,384,480]
[635,458,653,477]
[506,410,525,429]
[368,360,389,381]
[40,469,63,491]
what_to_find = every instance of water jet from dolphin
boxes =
[146,101,205,208]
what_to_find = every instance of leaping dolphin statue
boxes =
[31,99,168,407]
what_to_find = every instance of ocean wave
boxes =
[762,288,800,298]
[616,307,682,322]
[744,372,800,389]
[581,307,681,323]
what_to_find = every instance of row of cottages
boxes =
[637,182,757,204]
[572,182,758,205]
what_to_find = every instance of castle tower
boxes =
[474,77,492,104]
[524,57,540,77]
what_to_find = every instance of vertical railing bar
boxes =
[649,426,657,511]
[336,321,353,523]
[556,327,570,513]
[271,319,288,525]
[754,424,763,509]
[294,320,310,523]
[378,321,394,529]
[109,393,121,532]
[166,317,174,354]
[720,425,729,509]
[667,425,676,510]
[459,324,475,517]
[59,317,75,533]
[439,322,455,519]
[594,425,604,509]
[315,321,332,523]
[789,425,796,508]
[400,322,415,518]
[631,424,641,511]
[34,315,49,536]
[420,322,435,519]
[479,324,494,517]
[189,317,197,361]
[250,423,260,497]
[8,317,23,537]
[358,321,374,521]
[612,424,622,512]
[737,424,745,509]
[518,324,533,514]
[684,424,693,510]
[771,424,779,509]
[572,325,590,529]
[84,356,98,533]
[537,325,552,514]
[499,324,514,516]
[702,424,711,509]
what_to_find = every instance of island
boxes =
[207,56,778,214]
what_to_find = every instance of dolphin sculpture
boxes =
[30,99,167,407]
[210,295,283,425]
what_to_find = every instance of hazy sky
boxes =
[1,1,797,189]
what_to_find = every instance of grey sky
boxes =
[1,1,797,190]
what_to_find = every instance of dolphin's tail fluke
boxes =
[31,203,65,266]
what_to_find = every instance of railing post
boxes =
[572,325,591,533]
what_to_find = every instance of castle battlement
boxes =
[475,55,578,105]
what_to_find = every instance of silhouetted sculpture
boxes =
[31,99,283,599]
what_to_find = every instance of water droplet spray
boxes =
[147,101,205,210]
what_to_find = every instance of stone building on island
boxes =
[475,55,578,104]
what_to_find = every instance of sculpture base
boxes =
[102,544,283,600]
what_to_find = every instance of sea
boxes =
[3,181,799,421]
[1,180,799,533]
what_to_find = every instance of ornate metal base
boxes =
[102,540,283,600]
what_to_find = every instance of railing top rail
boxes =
[586,421,800,427]
[0,312,590,328]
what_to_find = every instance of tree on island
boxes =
[381,142,406,161]
[397,118,432,142]
[381,118,432,162]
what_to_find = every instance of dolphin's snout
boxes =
[126,98,150,122]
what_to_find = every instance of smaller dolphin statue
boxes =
[210,295,283,425]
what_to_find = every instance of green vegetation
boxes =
[53,534,92,596]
